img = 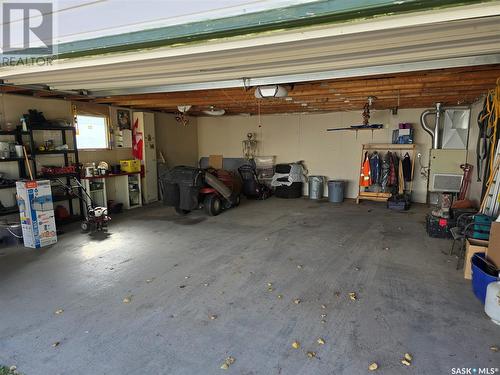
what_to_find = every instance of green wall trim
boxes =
[49,0,492,59]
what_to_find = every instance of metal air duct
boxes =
[420,102,442,149]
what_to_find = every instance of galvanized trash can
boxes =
[308,176,325,199]
[328,180,345,203]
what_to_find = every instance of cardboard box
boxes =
[486,222,500,268]
[464,238,488,279]
[16,180,57,248]
[208,154,223,169]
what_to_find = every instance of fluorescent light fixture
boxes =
[254,85,288,99]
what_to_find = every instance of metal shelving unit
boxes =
[28,125,85,223]
[0,128,29,216]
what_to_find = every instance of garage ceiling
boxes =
[3,64,498,116]
[90,65,500,115]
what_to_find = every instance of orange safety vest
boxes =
[360,152,371,187]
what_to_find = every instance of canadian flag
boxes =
[132,118,143,160]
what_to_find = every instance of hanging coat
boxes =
[388,152,397,186]
[359,152,371,187]
[381,152,390,191]
[402,153,412,182]
[398,157,404,195]
[369,152,380,185]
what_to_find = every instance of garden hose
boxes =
[478,77,500,198]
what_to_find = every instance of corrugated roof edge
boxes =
[39,0,494,59]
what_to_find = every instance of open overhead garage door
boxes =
[1,2,500,95]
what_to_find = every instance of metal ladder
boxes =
[480,139,500,218]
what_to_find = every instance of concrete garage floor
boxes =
[0,198,499,375]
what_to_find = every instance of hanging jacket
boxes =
[381,152,390,191]
[369,152,380,185]
[359,152,371,187]
[388,152,397,186]
[402,153,412,182]
[398,157,404,195]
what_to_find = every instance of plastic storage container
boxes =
[308,176,325,200]
[471,253,499,304]
[327,180,344,203]
[485,281,500,325]
[120,159,141,173]
[426,215,455,238]
[275,182,303,199]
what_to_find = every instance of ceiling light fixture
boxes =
[254,85,288,99]
[203,106,226,116]
[177,105,192,113]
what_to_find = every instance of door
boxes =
[142,112,158,203]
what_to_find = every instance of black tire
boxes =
[233,194,241,207]
[204,194,222,216]
[81,221,90,232]
[174,206,191,215]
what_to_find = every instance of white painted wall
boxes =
[197,108,458,204]
[154,113,199,168]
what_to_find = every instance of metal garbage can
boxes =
[308,176,325,199]
[328,180,344,203]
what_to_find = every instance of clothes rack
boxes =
[356,143,416,204]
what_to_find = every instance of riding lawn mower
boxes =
[160,166,242,216]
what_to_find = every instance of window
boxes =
[76,115,109,149]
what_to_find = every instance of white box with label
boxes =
[16,180,57,248]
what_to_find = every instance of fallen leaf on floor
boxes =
[220,356,235,370]
[54,309,64,315]
[490,345,499,352]
[277,294,283,299]
[123,296,132,303]
[349,292,357,301]
[268,287,274,292]
[292,341,300,349]
[368,362,378,371]
[210,315,217,320]
[306,351,316,359]
[317,338,325,345]
[297,265,303,269]
[52,341,60,347]
[404,353,413,361]
[321,304,327,309]
[293,298,301,304]
[401,359,411,366]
